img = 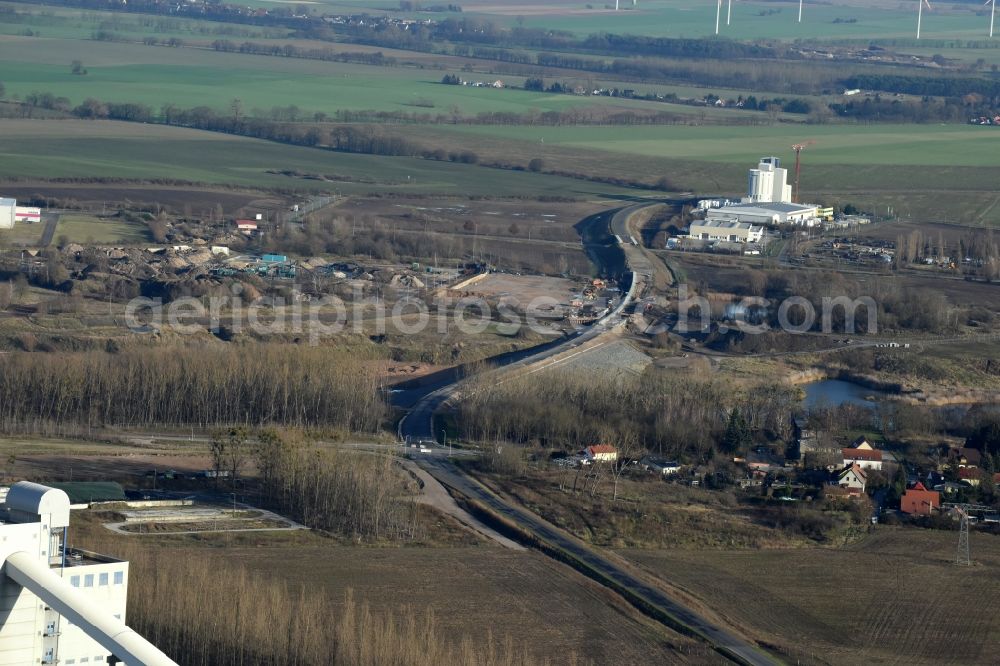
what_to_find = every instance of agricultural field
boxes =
[623,528,1000,665]
[0,119,650,199]
[418,0,999,42]
[442,123,1000,168]
[0,34,704,118]
[403,122,1000,225]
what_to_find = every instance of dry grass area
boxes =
[118,517,289,533]
[0,182,279,218]
[473,467,830,550]
[460,273,583,304]
[225,546,709,665]
[69,508,709,664]
[623,528,1000,665]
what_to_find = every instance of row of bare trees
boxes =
[253,430,414,541]
[0,346,385,432]
[96,542,539,666]
[458,369,798,460]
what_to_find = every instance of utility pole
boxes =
[957,507,971,566]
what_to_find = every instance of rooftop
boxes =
[843,448,882,461]
[691,220,763,232]
[0,197,15,206]
[717,203,818,215]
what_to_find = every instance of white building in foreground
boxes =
[0,198,15,230]
[0,482,177,666]
[745,157,792,204]
[688,219,764,244]
[706,202,820,228]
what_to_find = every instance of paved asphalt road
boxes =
[39,213,59,247]
[397,203,779,666]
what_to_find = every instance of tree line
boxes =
[210,39,396,67]
[844,74,1000,102]
[0,346,386,433]
[457,369,798,461]
[252,429,414,540]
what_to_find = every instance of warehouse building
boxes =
[0,482,177,666]
[0,198,14,230]
[688,219,764,244]
[15,207,41,224]
[745,157,792,204]
[706,202,820,227]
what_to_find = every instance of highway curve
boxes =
[397,203,780,666]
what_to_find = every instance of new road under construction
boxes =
[397,202,778,666]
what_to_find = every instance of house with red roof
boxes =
[582,445,618,463]
[958,467,982,487]
[837,463,867,493]
[236,219,258,235]
[842,439,883,471]
[900,482,940,515]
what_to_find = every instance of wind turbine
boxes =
[798,0,803,23]
[727,0,732,26]
[715,0,722,34]
[987,0,996,38]
[917,0,932,40]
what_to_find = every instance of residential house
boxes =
[236,219,258,235]
[640,456,681,476]
[958,467,982,487]
[837,464,867,493]
[952,447,982,468]
[582,445,617,463]
[900,482,940,515]
[842,438,883,471]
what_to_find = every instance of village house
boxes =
[900,482,940,515]
[639,456,682,476]
[842,437,883,471]
[582,445,618,463]
[951,447,982,468]
[958,467,982,487]
[236,219,258,235]
[837,463,867,494]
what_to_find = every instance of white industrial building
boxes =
[706,202,820,228]
[0,482,177,666]
[0,198,15,230]
[688,219,764,244]
[15,207,41,224]
[745,157,792,204]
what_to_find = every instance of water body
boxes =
[802,379,889,409]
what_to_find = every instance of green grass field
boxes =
[0,35,718,118]
[452,0,999,42]
[0,118,649,199]
[441,123,1000,167]
[0,220,44,245]
[54,213,151,244]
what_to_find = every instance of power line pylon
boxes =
[956,507,971,566]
